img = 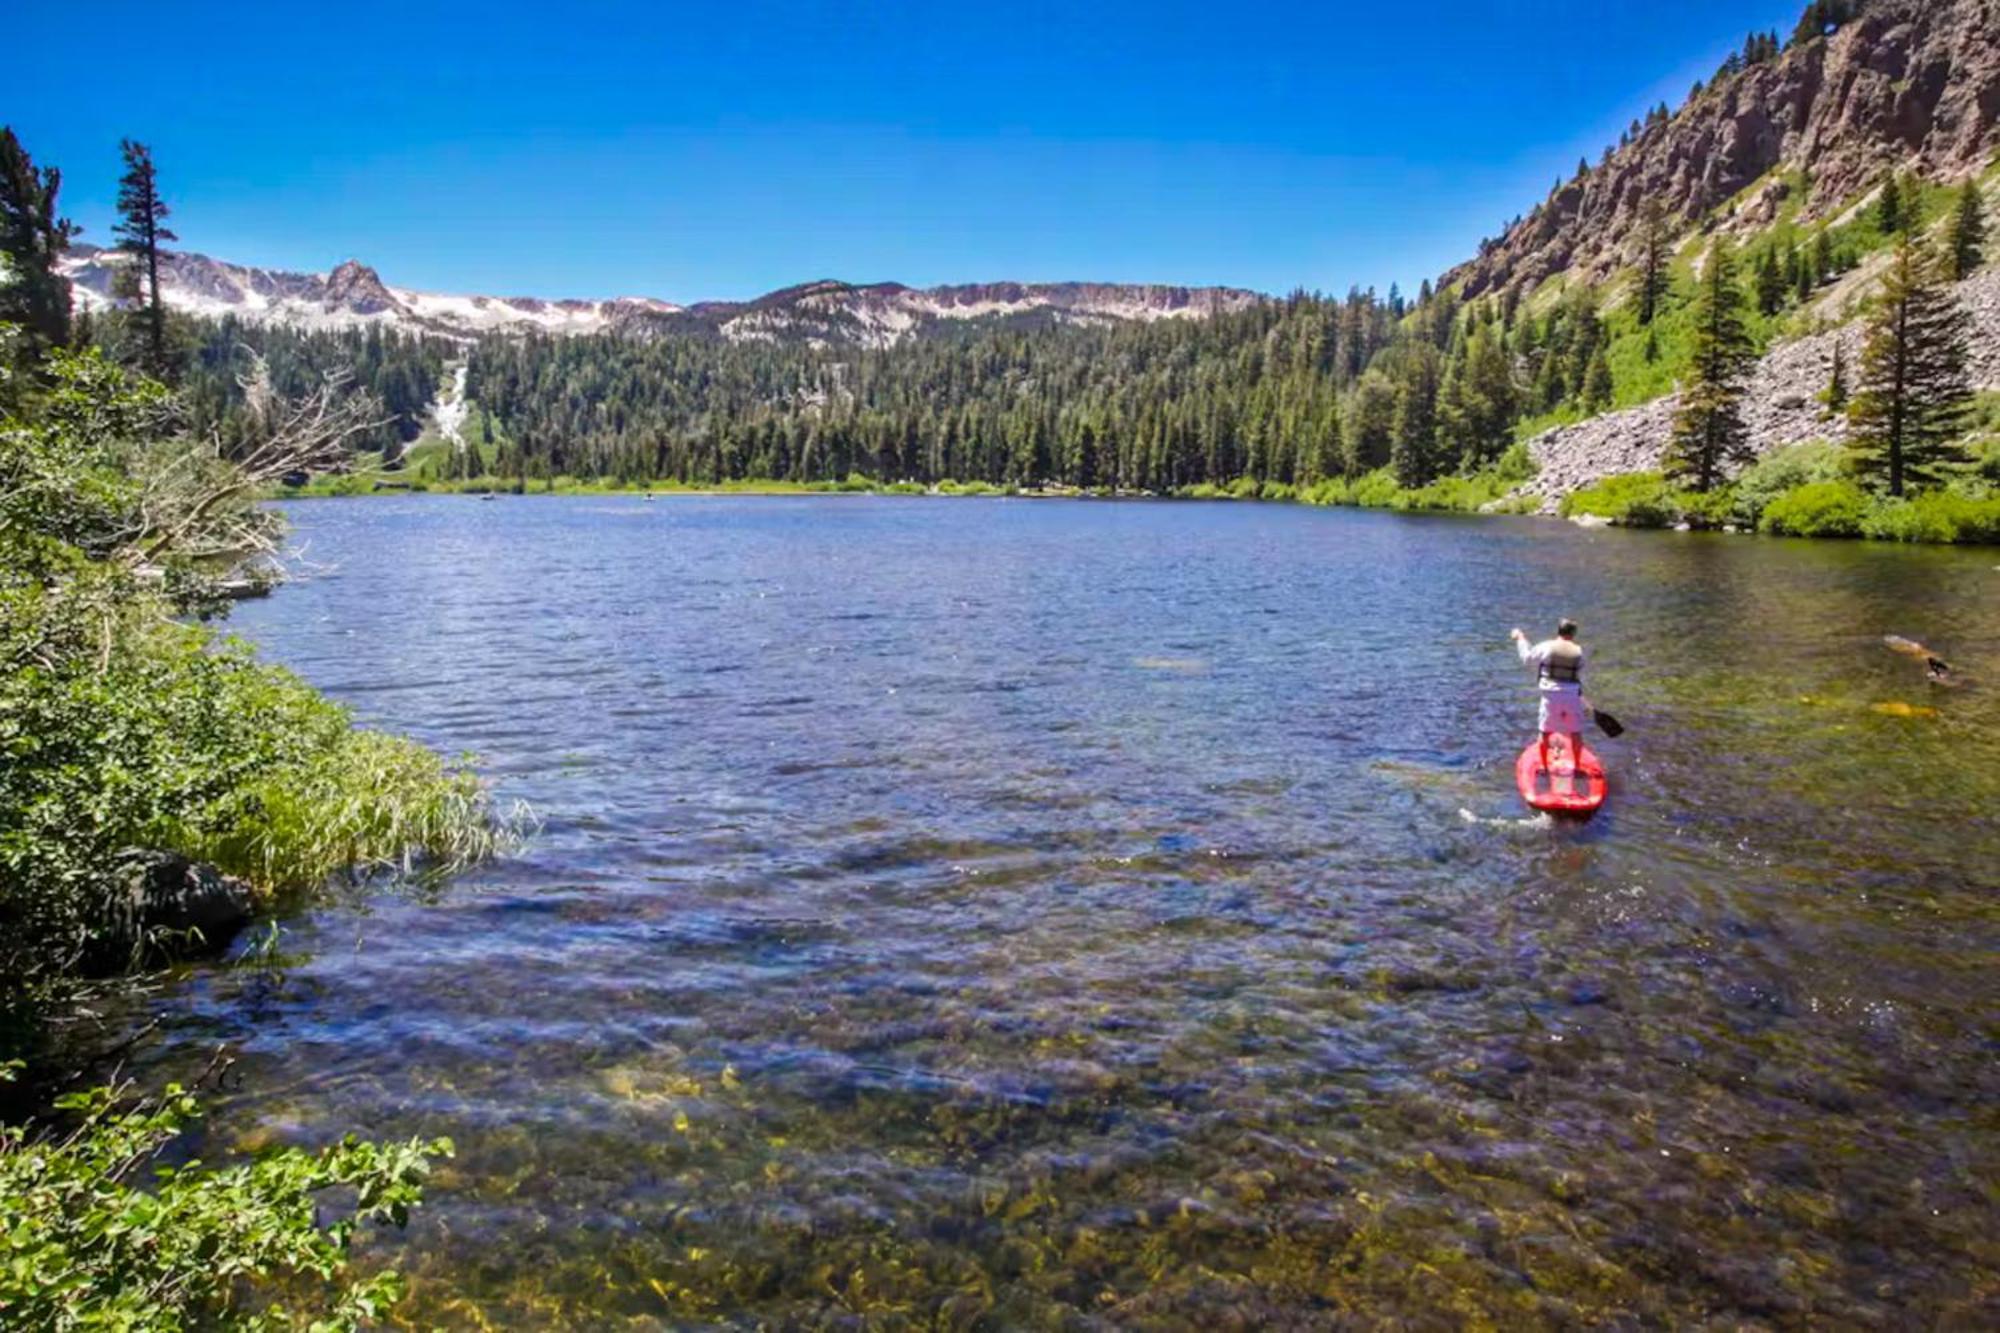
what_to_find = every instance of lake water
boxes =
[136,496,1998,1326]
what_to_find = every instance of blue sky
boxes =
[13,0,1803,302]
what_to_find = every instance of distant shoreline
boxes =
[272,476,2000,547]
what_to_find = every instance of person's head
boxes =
[1557,618,1579,640]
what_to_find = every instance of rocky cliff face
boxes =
[57,246,1262,347]
[1449,0,2000,300]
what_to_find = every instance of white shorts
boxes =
[1539,690,1587,735]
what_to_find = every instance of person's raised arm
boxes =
[1510,627,1534,665]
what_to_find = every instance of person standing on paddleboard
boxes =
[1511,619,1586,772]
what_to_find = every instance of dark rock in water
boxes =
[86,851,255,974]
[1565,979,1612,1006]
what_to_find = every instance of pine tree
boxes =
[1947,178,1986,281]
[1389,345,1441,487]
[1824,340,1848,411]
[1792,0,1826,45]
[1665,242,1756,491]
[1441,329,1517,469]
[1874,171,1904,235]
[0,127,80,365]
[1754,246,1786,315]
[1794,244,1817,302]
[1582,347,1614,413]
[1848,237,1972,497]
[1812,227,1835,282]
[1635,198,1673,325]
[114,139,177,376]
[1342,372,1395,476]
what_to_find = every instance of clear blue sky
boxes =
[13,0,1803,302]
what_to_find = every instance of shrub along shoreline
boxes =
[2,343,508,1327]
[1558,435,2000,544]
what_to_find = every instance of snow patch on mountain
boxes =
[430,363,469,449]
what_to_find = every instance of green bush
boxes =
[0,344,492,1328]
[1967,433,2000,485]
[0,1064,448,1331]
[1558,472,1682,528]
[1677,486,1737,529]
[1224,476,1261,499]
[2,350,505,1063]
[1392,470,1513,513]
[1862,490,2000,544]
[1347,468,1403,508]
[1493,441,1537,485]
[1759,479,1870,537]
[1728,439,1847,528]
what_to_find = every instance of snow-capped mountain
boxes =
[60,246,681,339]
[58,246,1265,347]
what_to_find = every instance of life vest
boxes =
[1538,639,1583,686]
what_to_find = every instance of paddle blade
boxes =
[1592,709,1626,738]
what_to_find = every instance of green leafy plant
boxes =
[0,1063,448,1331]
[1758,479,1870,537]
[1726,439,1847,528]
[1558,472,1683,527]
[1861,489,2000,544]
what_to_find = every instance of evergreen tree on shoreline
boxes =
[1665,242,1755,491]
[0,128,79,366]
[113,139,176,377]
[1389,345,1441,487]
[1848,237,1972,497]
[1342,372,1394,477]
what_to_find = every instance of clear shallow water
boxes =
[136,497,1998,1326]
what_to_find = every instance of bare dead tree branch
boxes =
[121,351,391,569]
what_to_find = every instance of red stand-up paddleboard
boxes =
[1515,733,1607,816]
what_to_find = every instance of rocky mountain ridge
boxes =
[57,245,1262,348]
[1447,0,2000,301]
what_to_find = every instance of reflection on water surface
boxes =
[135,497,1999,1325]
